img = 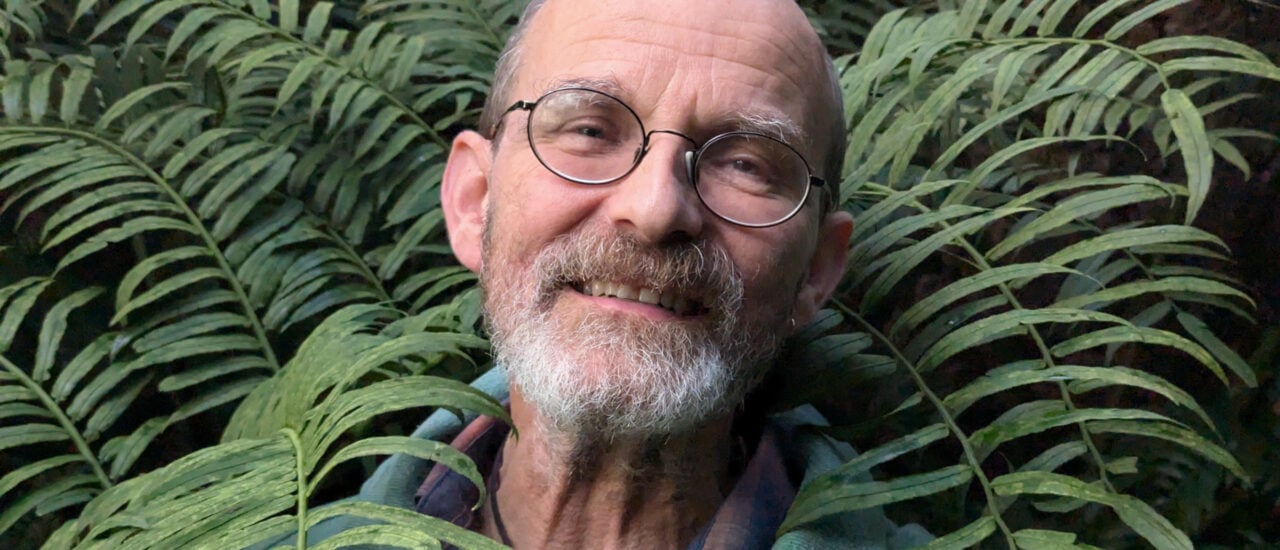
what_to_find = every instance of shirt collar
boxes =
[414,413,798,549]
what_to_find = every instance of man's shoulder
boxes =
[308,370,931,549]
[770,405,934,549]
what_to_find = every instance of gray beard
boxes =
[482,228,789,441]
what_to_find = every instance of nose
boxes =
[601,133,706,244]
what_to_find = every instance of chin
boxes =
[496,306,749,438]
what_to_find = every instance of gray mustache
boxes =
[532,230,744,316]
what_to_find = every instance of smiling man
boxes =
[333,0,930,548]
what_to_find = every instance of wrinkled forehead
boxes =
[513,0,834,150]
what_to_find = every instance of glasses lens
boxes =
[694,133,810,226]
[528,89,644,184]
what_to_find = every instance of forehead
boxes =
[514,0,831,145]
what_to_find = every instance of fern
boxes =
[40,304,506,549]
[0,0,508,542]
[775,1,1278,547]
[0,0,1276,547]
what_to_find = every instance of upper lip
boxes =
[573,279,704,316]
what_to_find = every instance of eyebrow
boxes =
[541,76,629,97]
[538,76,808,146]
[719,111,807,147]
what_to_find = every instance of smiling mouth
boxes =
[569,280,707,317]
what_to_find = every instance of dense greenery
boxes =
[1,0,1276,547]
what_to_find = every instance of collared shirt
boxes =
[414,413,799,549]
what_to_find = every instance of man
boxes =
[331,0,929,547]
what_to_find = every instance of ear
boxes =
[792,210,854,327]
[441,130,492,272]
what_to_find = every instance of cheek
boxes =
[731,231,816,318]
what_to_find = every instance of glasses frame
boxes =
[496,87,825,228]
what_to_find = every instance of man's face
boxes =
[455,0,844,437]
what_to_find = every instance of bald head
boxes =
[444,0,858,443]
[480,0,846,190]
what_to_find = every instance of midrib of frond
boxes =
[838,303,1018,547]
[6,126,281,371]
[282,426,308,549]
[320,223,393,304]
[988,36,1171,87]
[897,190,1122,492]
[233,135,394,304]
[197,0,450,150]
[0,352,111,489]
[461,4,505,52]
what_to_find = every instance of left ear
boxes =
[792,210,854,327]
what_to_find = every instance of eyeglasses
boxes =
[495,87,825,228]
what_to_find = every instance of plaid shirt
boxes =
[414,412,799,549]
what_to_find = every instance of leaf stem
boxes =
[988,37,1172,89]
[322,225,392,303]
[835,302,1019,548]
[462,4,504,55]
[0,352,112,489]
[282,427,307,550]
[899,193,1119,491]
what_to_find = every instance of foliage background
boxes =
[0,0,1276,548]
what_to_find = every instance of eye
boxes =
[729,157,763,175]
[567,120,611,140]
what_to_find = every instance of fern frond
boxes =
[48,304,506,550]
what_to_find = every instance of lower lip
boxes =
[566,288,685,321]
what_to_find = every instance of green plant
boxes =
[1,0,1277,548]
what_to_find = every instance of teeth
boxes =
[578,279,699,315]
[638,288,660,305]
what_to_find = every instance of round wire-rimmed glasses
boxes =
[495,87,825,228]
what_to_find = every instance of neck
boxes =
[482,387,737,549]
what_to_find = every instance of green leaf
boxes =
[111,267,227,326]
[1052,325,1227,384]
[275,55,326,112]
[1052,276,1251,311]
[0,423,70,452]
[1137,37,1270,62]
[1043,225,1226,266]
[891,263,1080,340]
[94,82,188,132]
[991,471,1192,549]
[920,308,1127,373]
[0,474,102,535]
[850,204,984,273]
[0,455,84,501]
[309,436,482,497]
[989,184,1174,261]
[306,501,505,550]
[0,278,52,352]
[1073,0,1138,38]
[780,465,973,535]
[1090,420,1248,482]
[862,207,1033,311]
[1176,311,1256,387]
[34,287,104,382]
[1022,441,1089,474]
[59,63,94,124]
[970,407,1179,462]
[1163,56,1280,82]
[27,65,54,123]
[1160,89,1213,224]
[1104,0,1192,40]
[920,516,998,549]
